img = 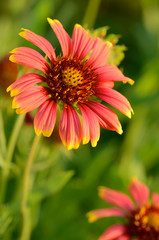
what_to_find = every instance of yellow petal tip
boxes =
[35,130,41,136]
[6,85,11,92]
[16,108,26,114]
[91,141,97,148]
[98,186,104,198]
[106,41,113,48]
[47,18,59,25]
[9,48,18,54]
[86,212,97,223]
[43,130,52,137]
[123,79,135,85]
[129,79,135,85]
[126,111,132,119]
[20,27,27,31]
[9,54,16,63]
[67,145,73,151]
[73,143,80,149]
[83,138,89,145]
[19,31,26,38]
[75,23,82,28]
[10,89,20,97]
[118,127,123,135]
[12,99,19,109]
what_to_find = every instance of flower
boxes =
[87,178,159,240]
[7,18,134,150]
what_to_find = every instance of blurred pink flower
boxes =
[87,178,159,240]
[8,18,133,150]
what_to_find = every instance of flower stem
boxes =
[19,134,41,240]
[82,0,102,28]
[0,114,25,204]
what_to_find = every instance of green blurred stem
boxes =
[82,0,102,28]
[0,114,25,204]
[0,110,7,157]
[19,134,41,240]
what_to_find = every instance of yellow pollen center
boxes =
[147,212,159,231]
[62,67,83,87]
[45,57,97,105]
[128,205,159,239]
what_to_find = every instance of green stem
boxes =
[0,114,25,204]
[0,110,7,157]
[82,0,102,29]
[19,134,41,240]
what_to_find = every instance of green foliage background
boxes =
[0,0,159,239]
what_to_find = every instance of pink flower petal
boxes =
[99,224,127,240]
[95,65,134,85]
[99,81,114,89]
[87,208,125,222]
[71,24,94,60]
[86,101,123,135]
[79,104,100,147]
[9,47,49,72]
[12,86,49,114]
[19,28,56,61]
[7,73,45,96]
[98,186,135,211]
[34,100,57,137]
[128,178,149,207]
[152,193,159,206]
[95,87,133,118]
[59,105,82,150]
[47,18,71,57]
[116,235,130,240]
[87,38,112,69]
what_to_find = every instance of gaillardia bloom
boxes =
[7,18,133,150]
[87,179,159,240]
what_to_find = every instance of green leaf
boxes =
[29,170,75,205]
[108,45,127,66]
[88,26,109,39]
[0,205,13,236]
[0,152,4,168]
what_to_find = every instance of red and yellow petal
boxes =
[87,38,112,69]
[12,86,49,114]
[98,186,135,211]
[95,64,134,85]
[59,104,82,150]
[98,81,114,89]
[7,73,45,97]
[95,87,134,118]
[9,47,49,72]
[86,101,123,135]
[99,224,127,240]
[47,18,72,57]
[128,178,149,207]
[87,208,125,223]
[19,28,56,62]
[72,24,94,60]
[79,104,100,147]
[34,100,57,137]
[116,235,130,240]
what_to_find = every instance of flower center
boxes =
[45,57,97,105]
[148,212,159,231]
[62,67,83,86]
[128,205,159,240]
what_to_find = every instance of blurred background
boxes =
[0,0,159,239]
